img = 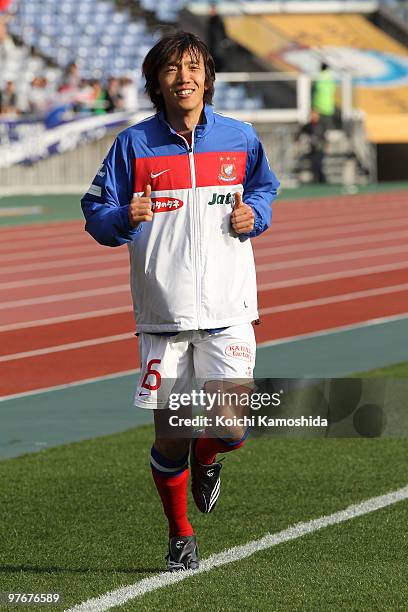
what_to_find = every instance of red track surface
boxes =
[1,191,407,396]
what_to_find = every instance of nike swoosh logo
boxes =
[150,169,170,179]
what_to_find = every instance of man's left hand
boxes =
[231,192,255,234]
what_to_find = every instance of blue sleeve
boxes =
[242,127,280,238]
[81,132,142,247]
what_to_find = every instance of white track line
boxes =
[0,267,128,290]
[256,244,408,272]
[1,261,407,333]
[257,261,408,291]
[255,229,408,257]
[0,333,134,363]
[0,233,94,254]
[0,253,127,276]
[0,369,139,402]
[2,313,407,402]
[0,220,81,237]
[64,484,408,612]
[1,243,103,263]
[259,282,408,315]
[2,285,407,360]
[256,312,408,348]
[0,306,131,333]
[256,217,408,245]
[0,285,130,310]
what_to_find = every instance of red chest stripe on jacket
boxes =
[134,155,191,192]
[134,151,247,192]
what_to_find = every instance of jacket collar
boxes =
[157,103,215,141]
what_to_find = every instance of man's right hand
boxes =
[129,184,153,228]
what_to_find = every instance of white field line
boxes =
[257,261,408,291]
[259,282,408,315]
[0,306,131,333]
[1,261,407,332]
[2,313,407,402]
[0,253,127,276]
[0,369,139,403]
[64,485,408,612]
[256,244,408,273]
[255,229,408,257]
[0,285,130,310]
[0,333,134,363]
[0,266,128,290]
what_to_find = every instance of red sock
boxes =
[194,432,247,465]
[152,468,194,537]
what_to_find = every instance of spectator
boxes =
[106,77,123,112]
[0,80,18,116]
[61,61,81,89]
[27,76,51,115]
[207,2,228,71]
[119,75,138,112]
[90,79,109,114]
[312,62,336,131]
[298,110,327,183]
[0,15,15,62]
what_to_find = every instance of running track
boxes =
[1,190,407,397]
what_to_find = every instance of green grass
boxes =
[0,426,407,611]
[358,361,408,378]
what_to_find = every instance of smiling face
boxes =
[156,49,208,127]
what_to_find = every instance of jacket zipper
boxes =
[178,130,201,328]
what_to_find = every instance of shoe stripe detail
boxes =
[208,479,220,512]
[209,479,220,505]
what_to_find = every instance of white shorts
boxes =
[134,323,256,409]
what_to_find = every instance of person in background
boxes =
[298,109,327,184]
[90,79,110,114]
[207,2,228,71]
[0,16,15,62]
[312,62,336,131]
[106,77,123,112]
[119,76,138,112]
[0,80,18,116]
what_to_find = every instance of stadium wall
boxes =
[0,123,300,194]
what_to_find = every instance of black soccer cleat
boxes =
[190,437,223,513]
[166,535,199,572]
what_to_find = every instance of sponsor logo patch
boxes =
[152,197,183,213]
[225,342,253,362]
[208,192,235,206]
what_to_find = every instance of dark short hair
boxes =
[142,31,215,111]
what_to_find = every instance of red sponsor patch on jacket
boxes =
[225,343,253,362]
[152,197,184,213]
